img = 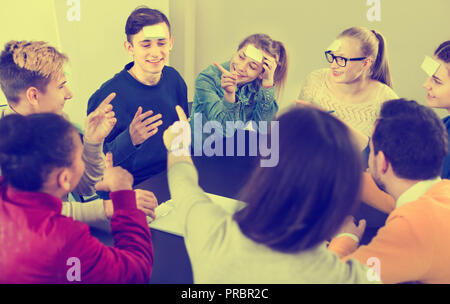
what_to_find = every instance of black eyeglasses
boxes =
[325,51,367,67]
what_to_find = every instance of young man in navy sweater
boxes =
[87,6,188,185]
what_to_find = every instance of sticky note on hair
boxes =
[245,44,263,63]
[421,55,440,77]
[143,24,166,39]
[327,39,341,52]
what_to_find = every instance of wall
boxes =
[174,0,450,116]
[1,0,450,122]
[0,0,169,127]
[0,0,60,104]
[55,0,169,127]
[169,0,196,101]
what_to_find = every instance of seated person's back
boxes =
[165,105,378,283]
[0,113,153,283]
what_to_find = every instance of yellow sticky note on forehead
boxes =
[245,45,263,63]
[327,39,341,52]
[421,55,440,77]
[143,24,166,39]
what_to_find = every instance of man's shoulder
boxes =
[393,180,450,218]
[95,69,128,93]
[0,105,15,118]
[163,65,185,82]
[426,180,450,199]
[87,68,130,112]
[442,116,450,129]
[163,65,178,74]
[0,105,8,118]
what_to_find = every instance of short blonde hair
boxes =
[0,41,68,103]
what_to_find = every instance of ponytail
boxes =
[371,30,392,88]
[273,40,288,96]
[339,27,393,88]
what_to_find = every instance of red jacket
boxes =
[0,178,153,283]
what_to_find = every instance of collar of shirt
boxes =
[124,62,164,87]
[2,182,63,213]
[1,104,17,118]
[396,177,442,209]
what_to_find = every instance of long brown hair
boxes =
[339,27,392,88]
[234,107,363,253]
[238,33,288,96]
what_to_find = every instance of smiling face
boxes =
[35,72,73,115]
[423,58,450,110]
[230,44,265,85]
[328,37,372,84]
[125,22,173,76]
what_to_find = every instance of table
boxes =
[90,131,387,283]
[91,132,259,283]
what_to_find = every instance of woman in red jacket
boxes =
[0,113,153,283]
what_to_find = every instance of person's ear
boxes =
[57,168,72,192]
[169,36,174,51]
[376,150,389,175]
[124,40,134,57]
[25,87,40,107]
[363,57,373,71]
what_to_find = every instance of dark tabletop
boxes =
[90,131,387,283]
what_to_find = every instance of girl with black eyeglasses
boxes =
[297,27,398,143]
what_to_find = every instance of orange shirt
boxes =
[329,179,450,284]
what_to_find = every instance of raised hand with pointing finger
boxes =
[129,106,163,146]
[99,152,157,219]
[95,152,134,192]
[190,35,287,139]
[163,105,191,155]
[84,92,117,143]
[214,62,238,103]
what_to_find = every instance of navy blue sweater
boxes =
[87,62,188,185]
